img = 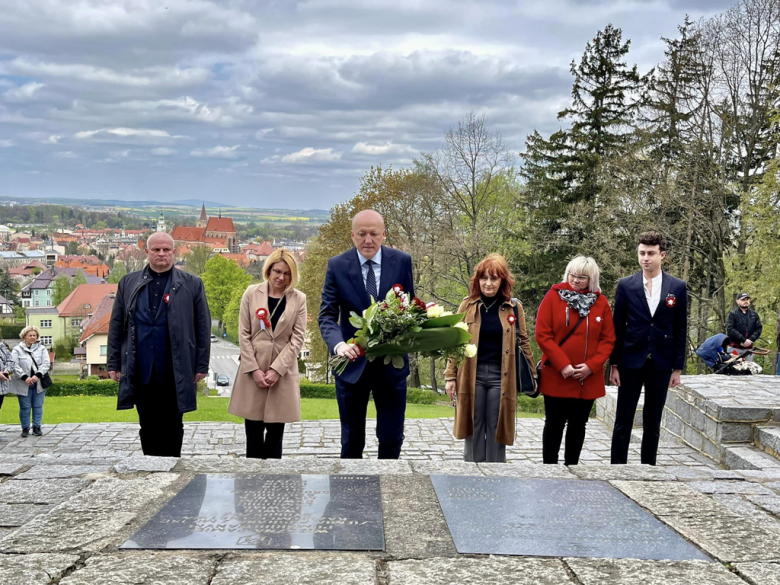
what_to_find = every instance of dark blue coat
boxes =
[107,266,211,413]
[319,246,414,384]
[610,271,688,372]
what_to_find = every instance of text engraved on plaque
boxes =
[121,474,384,551]
[431,475,710,560]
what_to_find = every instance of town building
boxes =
[171,204,239,253]
[0,294,14,315]
[79,293,115,377]
[20,266,107,308]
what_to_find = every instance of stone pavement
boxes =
[4,417,780,583]
[1,417,716,466]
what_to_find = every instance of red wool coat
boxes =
[535,282,616,400]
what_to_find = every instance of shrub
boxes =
[0,323,24,340]
[46,380,119,396]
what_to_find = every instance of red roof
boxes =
[245,241,275,256]
[171,226,207,242]
[57,284,118,317]
[79,294,115,342]
[205,217,235,233]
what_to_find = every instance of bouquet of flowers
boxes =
[329,284,476,375]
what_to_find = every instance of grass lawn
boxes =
[0,395,543,424]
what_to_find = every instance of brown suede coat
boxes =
[443,297,535,446]
[228,282,307,423]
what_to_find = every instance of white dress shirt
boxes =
[643,273,662,316]
[356,247,382,290]
[334,248,383,352]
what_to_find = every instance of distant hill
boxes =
[170,199,230,207]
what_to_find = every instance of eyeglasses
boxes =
[568,273,589,282]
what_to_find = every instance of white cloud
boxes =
[0,139,14,148]
[190,145,241,159]
[281,147,343,164]
[54,151,79,159]
[352,141,417,156]
[151,147,177,156]
[47,135,63,144]
[4,82,45,101]
[75,128,175,139]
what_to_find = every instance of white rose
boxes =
[454,322,469,330]
[426,304,444,318]
[440,311,453,317]
[464,344,477,358]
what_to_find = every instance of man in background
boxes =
[726,292,763,361]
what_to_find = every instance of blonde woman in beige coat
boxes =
[228,250,307,459]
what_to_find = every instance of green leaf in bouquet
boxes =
[349,312,365,329]
[365,327,472,357]
[384,355,392,365]
[391,355,404,369]
[385,288,396,301]
[412,326,422,333]
[421,312,467,329]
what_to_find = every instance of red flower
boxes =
[413,297,427,311]
[163,293,170,304]
[256,308,267,320]
[392,284,404,295]
[665,295,677,308]
[507,314,517,325]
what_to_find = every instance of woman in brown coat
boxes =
[443,254,535,462]
[228,250,307,459]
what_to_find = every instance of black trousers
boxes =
[335,361,407,459]
[245,419,285,459]
[133,370,184,457]
[542,395,594,465]
[610,359,671,465]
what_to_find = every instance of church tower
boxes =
[156,211,166,233]
[197,203,208,228]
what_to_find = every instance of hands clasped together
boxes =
[252,369,280,389]
[560,363,593,381]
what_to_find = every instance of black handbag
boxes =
[513,301,539,398]
[535,316,585,382]
[29,354,53,390]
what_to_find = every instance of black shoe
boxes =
[21,428,29,438]
[33,426,42,437]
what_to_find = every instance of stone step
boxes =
[754,425,780,460]
[722,443,780,471]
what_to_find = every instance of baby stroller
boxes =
[695,333,769,375]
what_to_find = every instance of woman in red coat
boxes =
[535,255,615,465]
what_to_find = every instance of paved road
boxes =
[207,338,239,396]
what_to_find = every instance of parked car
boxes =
[216,375,230,386]
[210,335,218,343]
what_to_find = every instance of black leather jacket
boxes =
[726,307,762,345]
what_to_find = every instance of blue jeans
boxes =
[18,389,45,429]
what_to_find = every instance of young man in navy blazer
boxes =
[609,231,687,465]
[319,210,415,459]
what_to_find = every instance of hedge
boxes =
[0,323,24,340]
[44,380,443,405]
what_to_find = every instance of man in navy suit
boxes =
[609,231,687,465]
[319,210,415,459]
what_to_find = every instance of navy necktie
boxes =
[365,259,378,300]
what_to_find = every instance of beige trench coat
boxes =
[228,282,307,423]
[443,297,535,446]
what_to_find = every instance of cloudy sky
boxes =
[0,0,733,210]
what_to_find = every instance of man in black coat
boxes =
[609,231,688,466]
[107,232,211,457]
[726,292,763,361]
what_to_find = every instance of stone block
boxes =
[0,464,25,476]
[387,557,571,585]
[718,406,773,423]
[688,480,773,496]
[0,504,54,527]
[703,416,718,442]
[735,563,780,585]
[567,559,744,585]
[675,400,692,423]
[691,408,706,432]
[755,426,780,456]
[15,465,111,480]
[0,479,90,504]
[61,553,215,585]
[664,413,684,437]
[0,553,79,584]
[683,425,703,451]
[701,437,720,461]
[113,457,178,474]
[213,553,376,585]
[719,423,753,444]
[0,474,177,553]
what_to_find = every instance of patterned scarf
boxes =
[558,289,598,317]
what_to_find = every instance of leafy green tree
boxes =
[184,244,212,276]
[51,274,74,306]
[201,255,251,324]
[72,270,88,287]
[108,261,127,284]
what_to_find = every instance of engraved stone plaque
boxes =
[431,475,710,560]
[121,474,384,550]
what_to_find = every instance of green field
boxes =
[0,395,543,424]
